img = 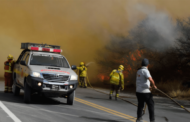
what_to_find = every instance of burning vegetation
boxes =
[96,14,190,96]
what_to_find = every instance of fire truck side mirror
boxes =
[20,61,26,66]
[71,65,77,70]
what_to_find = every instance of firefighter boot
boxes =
[84,83,87,88]
[8,87,13,93]
[115,94,119,100]
[109,91,113,100]
[109,94,112,100]
[79,82,82,87]
[4,86,8,93]
[82,82,85,88]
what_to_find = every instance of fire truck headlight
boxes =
[70,85,73,89]
[32,72,41,78]
[38,82,42,86]
[70,75,77,80]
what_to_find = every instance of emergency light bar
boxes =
[28,46,62,53]
[22,43,62,53]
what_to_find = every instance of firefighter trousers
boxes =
[110,84,120,97]
[4,72,13,92]
[79,77,87,88]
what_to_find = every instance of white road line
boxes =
[4,102,79,118]
[40,109,79,117]
[0,101,22,122]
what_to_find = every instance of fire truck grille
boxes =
[42,74,69,82]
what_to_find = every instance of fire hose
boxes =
[155,88,190,113]
[142,88,190,114]
[75,62,190,115]
[85,74,190,115]
[86,75,151,115]
[86,75,140,108]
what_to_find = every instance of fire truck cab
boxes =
[12,43,78,105]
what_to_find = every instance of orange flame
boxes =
[98,74,110,82]
[98,49,147,83]
[131,54,136,61]
[137,50,141,57]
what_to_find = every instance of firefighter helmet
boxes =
[7,54,13,60]
[80,62,84,66]
[118,65,124,70]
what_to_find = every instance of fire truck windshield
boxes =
[30,55,69,68]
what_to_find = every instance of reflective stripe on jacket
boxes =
[110,69,124,87]
[77,66,87,77]
[4,60,14,73]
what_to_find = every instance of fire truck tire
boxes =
[13,79,20,96]
[67,91,75,105]
[24,82,31,103]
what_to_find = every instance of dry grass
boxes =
[156,81,181,92]
[154,81,190,99]
[168,90,190,98]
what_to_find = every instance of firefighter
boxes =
[4,54,15,93]
[77,62,88,88]
[109,65,124,100]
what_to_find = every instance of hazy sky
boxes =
[0,0,190,78]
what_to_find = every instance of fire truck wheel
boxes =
[24,82,31,103]
[13,79,20,96]
[67,91,75,105]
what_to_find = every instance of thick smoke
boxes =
[129,4,178,51]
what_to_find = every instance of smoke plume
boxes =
[128,4,178,51]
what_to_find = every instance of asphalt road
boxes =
[0,81,190,122]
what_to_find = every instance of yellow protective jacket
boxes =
[77,66,87,77]
[110,69,124,87]
[4,60,15,73]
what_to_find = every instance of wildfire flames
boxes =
[98,74,109,82]
[98,49,144,82]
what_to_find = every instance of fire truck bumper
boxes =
[26,76,78,97]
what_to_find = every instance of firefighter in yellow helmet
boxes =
[109,65,124,100]
[4,54,15,93]
[77,62,88,88]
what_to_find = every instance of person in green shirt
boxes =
[77,62,88,88]
[109,65,124,100]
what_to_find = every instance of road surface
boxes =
[0,81,189,122]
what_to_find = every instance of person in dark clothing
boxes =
[136,58,157,122]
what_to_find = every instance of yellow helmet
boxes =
[7,54,13,60]
[80,62,84,66]
[118,65,124,70]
